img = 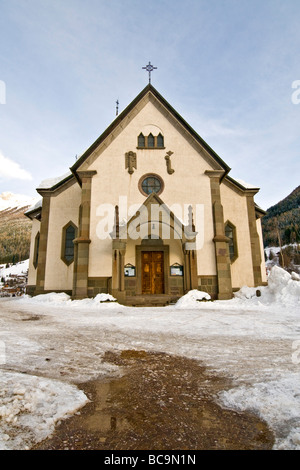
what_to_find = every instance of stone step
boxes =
[123,294,181,307]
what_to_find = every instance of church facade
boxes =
[25,84,267,304]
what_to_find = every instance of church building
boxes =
[25,82,267,305]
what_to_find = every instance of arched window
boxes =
[138,133,145,148]
[61,222,77,265]
[225,221,238,262]
[137,132,165,148]
[157,133,164,148]
[147,133,155,148]
[33,232,40,269]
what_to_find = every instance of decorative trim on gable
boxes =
[125,151,137,174]
[165,151,175,174]
[70,84,231,179]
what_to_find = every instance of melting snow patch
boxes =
[0,371,88,450]
[218,373,300,450]
[175,289,211,308]
[22,292,119,309]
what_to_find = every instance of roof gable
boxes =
[70,84,231,180]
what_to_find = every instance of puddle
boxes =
[21,316,41,321]
[33,350,274,450]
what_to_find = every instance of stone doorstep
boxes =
[122,294,181,307]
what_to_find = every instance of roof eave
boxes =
[70,83,231,176]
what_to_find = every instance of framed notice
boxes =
[124,263,136,277]
[170,263,183,276]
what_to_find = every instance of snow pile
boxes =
[234,266,300,307]
[219,373,300,450]
[292,271,300,281]
[175,289,211,308]
[23,292,118,308]
[26,292,71,305]
[94,293,116,302]
[0,371,88,450]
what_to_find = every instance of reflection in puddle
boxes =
[82,379,130,434]
[34,350,275,450]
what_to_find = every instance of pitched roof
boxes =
[70,84,231,177]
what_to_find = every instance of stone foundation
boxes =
[198,275,218,300]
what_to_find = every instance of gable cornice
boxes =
[70,84,231,179]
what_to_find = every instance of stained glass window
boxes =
[157,133,164,147]
[225,222,237,261]
[65,225,76,261]
[141,176,162,195]
[147,133,155,147]
[138,133,145,147]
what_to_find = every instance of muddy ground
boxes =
[33,350,274,450]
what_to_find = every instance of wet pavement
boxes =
[33,350,274,450]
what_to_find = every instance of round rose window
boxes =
[139,174,164,196]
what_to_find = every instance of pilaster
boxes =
[72,170,97,299]
[35,194,51,295]
[246,193,263,286]
[205,170,232,300]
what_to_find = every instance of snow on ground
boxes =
[0,260,29,279]
[0,372,88,450]
[0,265,300,450]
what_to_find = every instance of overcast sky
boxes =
[0,0,299,210]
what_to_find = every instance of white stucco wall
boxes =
[27,218,40,286]
[44,181,81,291]
[220,182,255,288]
[83,99,217,277]
[35,94,265,293]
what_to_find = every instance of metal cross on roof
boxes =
[142,61,157,84]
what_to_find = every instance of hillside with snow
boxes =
[0,192,39,211]
[0,193,40,264]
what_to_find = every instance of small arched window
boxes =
[147,133,155,148]
[61,222,77,265]
[33,232,40,269]
[137,132,165,149]
[225,221,238,262]
[157,133,164,148]
[138,133,145,148]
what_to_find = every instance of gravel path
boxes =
[33,350,274,450]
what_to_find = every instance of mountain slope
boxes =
[262,185,300,247]
[0,192,40,264]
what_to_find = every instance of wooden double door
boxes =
[141,251,164,295]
